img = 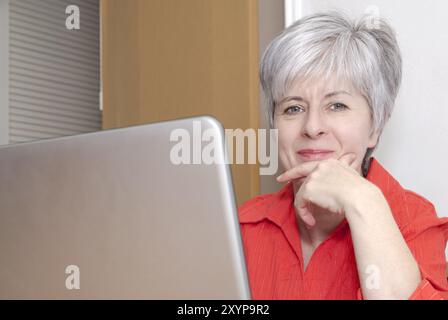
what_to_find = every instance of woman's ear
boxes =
[368,130,380,149]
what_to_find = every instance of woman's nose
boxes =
[301,109,328,139]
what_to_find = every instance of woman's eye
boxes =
[284,105,303,114]
[329,103,348,111]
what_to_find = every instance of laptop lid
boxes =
[0,116,251,299]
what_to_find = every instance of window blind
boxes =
[9,0,101,143]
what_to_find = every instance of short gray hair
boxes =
[260,11,402,172]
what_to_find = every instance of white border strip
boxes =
[284,0,303,28]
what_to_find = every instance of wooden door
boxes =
[101,0,260,205]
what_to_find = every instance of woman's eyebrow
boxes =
[324,90,352,98]
[278,96,307,104]
[279,90,352,104]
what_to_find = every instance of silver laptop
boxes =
[0,116,251,299]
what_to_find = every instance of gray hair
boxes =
[260,11,402,174]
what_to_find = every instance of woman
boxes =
[238,11,448,300]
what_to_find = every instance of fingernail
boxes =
[276,174,283,181]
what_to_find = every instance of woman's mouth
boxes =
[297,149,334,160]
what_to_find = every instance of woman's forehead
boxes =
[284,75,359,98]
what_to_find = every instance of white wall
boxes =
[0,0,8,145]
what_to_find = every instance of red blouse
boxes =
[238,158,448,300]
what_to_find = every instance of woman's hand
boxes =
[276,153,378,228]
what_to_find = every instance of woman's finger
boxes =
[276,161,319,183]
[338,152,363,174]
[338,153,357,167]
[299,204,316,228]
[295,187,316,228]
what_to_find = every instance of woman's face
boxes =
[274,76,380,176]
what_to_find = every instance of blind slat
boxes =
[10,97,101,121]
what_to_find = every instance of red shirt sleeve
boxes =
[357,223,448,300]
[358,195,448,300]
[407,223,448,300]
[393,191,448,300]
